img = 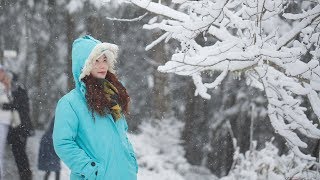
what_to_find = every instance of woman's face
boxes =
[0,70,10,89]
[91,54,109,79]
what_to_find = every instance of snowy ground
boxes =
[3,130,70,180]
[3,118,217,180]
[5,117,320,180]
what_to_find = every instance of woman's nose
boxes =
[98,62,105,69]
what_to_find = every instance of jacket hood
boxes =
[71,35,118,90]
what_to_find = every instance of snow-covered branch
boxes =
[106,12,148,22]
[126,0,320,160]
[130,0,189,21]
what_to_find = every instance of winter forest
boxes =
[1,0,320,179]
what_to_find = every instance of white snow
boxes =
[126,0,320,160]
[221,140,319,180]
[3,118,218,180]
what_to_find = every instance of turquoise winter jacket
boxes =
[53,35,138,180]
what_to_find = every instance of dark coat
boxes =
[3,85,34,143]
[38,117,61,171]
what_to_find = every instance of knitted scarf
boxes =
[102,79,122,121]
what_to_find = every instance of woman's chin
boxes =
[92,74,106,79]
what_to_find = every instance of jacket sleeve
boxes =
[53,98,99,179]
[3,87,24,110]
[2,102,16,110]
[3,87,34,136]
[124,119,138,173]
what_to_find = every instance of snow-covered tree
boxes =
[221,140,319,180]
[124,0,320,160]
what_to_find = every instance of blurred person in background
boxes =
[0,65,12,180]
[38,116,60,180]
[3,72,34,180]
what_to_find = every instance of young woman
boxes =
[53,35,138,180]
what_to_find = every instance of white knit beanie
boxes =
[79,42,119,80]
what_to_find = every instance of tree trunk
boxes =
[0,36,4,65]
[150,32,169,120]
[66,12,75,91]
[181,79,210,165]
[33,45,44,128]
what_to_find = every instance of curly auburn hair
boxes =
[82,72,130,117]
